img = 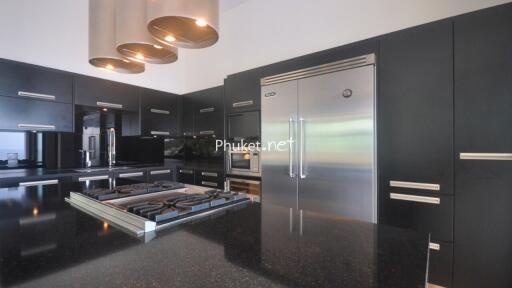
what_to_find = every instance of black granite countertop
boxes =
[0,182,428,288]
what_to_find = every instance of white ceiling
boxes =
[0,0,509,95]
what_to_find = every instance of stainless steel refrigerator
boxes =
[260,54,376,225]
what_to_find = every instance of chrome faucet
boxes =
[107,128,116,167]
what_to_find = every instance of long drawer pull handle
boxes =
[150,109,170,115]
[390,193,440,205]
[460,153,512,161]
[201,172,218,177]
[389,180,440,191]
[183,132,193,136]
[200,130,215,135]
[78,175,109,182]
[119,172,144,178]
[202,181,218,187]
[17,124,56,130]
[150,169,171,175]
[151,131,170,136]
[232,100,254,108]
[19,179,59,187]
[180,169,193,174]
[97,101,123,109]
[18,91,56,101]
[429,242,441,251]
[199,107,214,113]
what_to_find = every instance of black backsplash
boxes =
[164,138,223,162]
[118,136,164,164]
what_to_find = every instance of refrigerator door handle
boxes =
[289,117,296,178]
[299,118,306,179]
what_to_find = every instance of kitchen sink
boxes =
[73,166,132,173]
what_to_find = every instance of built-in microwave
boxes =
[226,150,260,177]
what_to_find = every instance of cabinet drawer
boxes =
[380,191,453,242]
[428,240,453,288]
[196,170,224,189]
[177,168,195,184]
[148,168,174,182]
[114,170,147,181]
[0,96,73,132]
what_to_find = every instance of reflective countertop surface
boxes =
[0,182,428,288]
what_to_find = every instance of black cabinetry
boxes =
[177,167,195,184]
[147,168,174,182]
[378,20,454,287]
[225,69,261,113]
[195,169,224,189]
[453,5,512,288]
[74,76,139,111]
[140,88,179,137]
[181,86,224,137]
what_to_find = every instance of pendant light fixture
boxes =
[89,0,144,73]
[116,0,178,64]
[147,0,220,49]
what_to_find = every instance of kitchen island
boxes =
[0,182,428,288]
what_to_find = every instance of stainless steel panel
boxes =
[297,65,376,223]
[232,100,254,108]
[151,131,170,136]
[97,101,123,109]
[78,175,110,182]
[261,80,298,211]
[19,179,59,187]
[119,172,144,178]
[17,124,56,130]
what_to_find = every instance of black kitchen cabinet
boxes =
[147,168,174,182]
[225,68,261,113]
[195,169,224,189]
[453,5,512,288]
[176,167,195,184]
[194,86,224,138]
[429,241,454,288]
[379,20,454,196]
[181,95,195,137]
[74,76,139,111]
[0,60,73,104]
[140,88,179,137]
[0,96,73,132]
[226,111,260,141]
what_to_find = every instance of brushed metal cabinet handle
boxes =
[17,124,56,130]
[232,100,254,108]
[201,172,218,177]
[460,153,512,161]
[18,91,56,101]
[201,181,218,187]
[199,130,215,135]
[150,169,171,175]
[390,193,440,205]
[179,169,193,174]
[150,109,170,115]
[389,180,440,191]
[19,179,59,187]
[183,132,193,136]
[151,131,170,136]
[199,107,214,113]
[78,175,110,182]
[119,172,144,178]
[97,102,123,109]
[429,242,441,251]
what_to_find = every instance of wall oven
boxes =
[226,150,260,177]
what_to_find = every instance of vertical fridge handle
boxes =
[289,117,295,178]
[299,118,306,179]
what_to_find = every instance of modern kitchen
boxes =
[0,0,511,287]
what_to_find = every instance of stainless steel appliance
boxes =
[260,54,376,223]
[107,128,116,166]
[226,149,261,177]
[226,177,261,201]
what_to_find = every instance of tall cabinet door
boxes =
[297,65,376,223]
[454,5,512,288]
[260,80,299,279]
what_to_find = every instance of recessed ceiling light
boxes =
[106,64,114,70]
[135,53,145,60]
[165,35,176,42]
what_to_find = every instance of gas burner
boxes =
[82,182,185,201]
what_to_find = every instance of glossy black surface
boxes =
[181,86,224,138]
[139,88,179,136]
[0,182,428,288]
[454,4,512,288]
[225,68,262,113]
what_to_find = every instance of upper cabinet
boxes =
[195,86,224,138]
[0,60,73,104]
[225,68,261,113]
[181,95,195,137]
[140,88,179,137]
[74,76,139,111]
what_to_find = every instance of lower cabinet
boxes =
[0,96,73,132]
[195,170,224,189]
[177,167,195,185]
[147,168,174,182]
[429,241,453,288]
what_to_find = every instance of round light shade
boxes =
[147,0,219,49]
[116,0,178,64]
[89,0,144,73]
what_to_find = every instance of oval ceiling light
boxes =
[116,0,178,64]
[147,0,220,49]
[89,0,144,73]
